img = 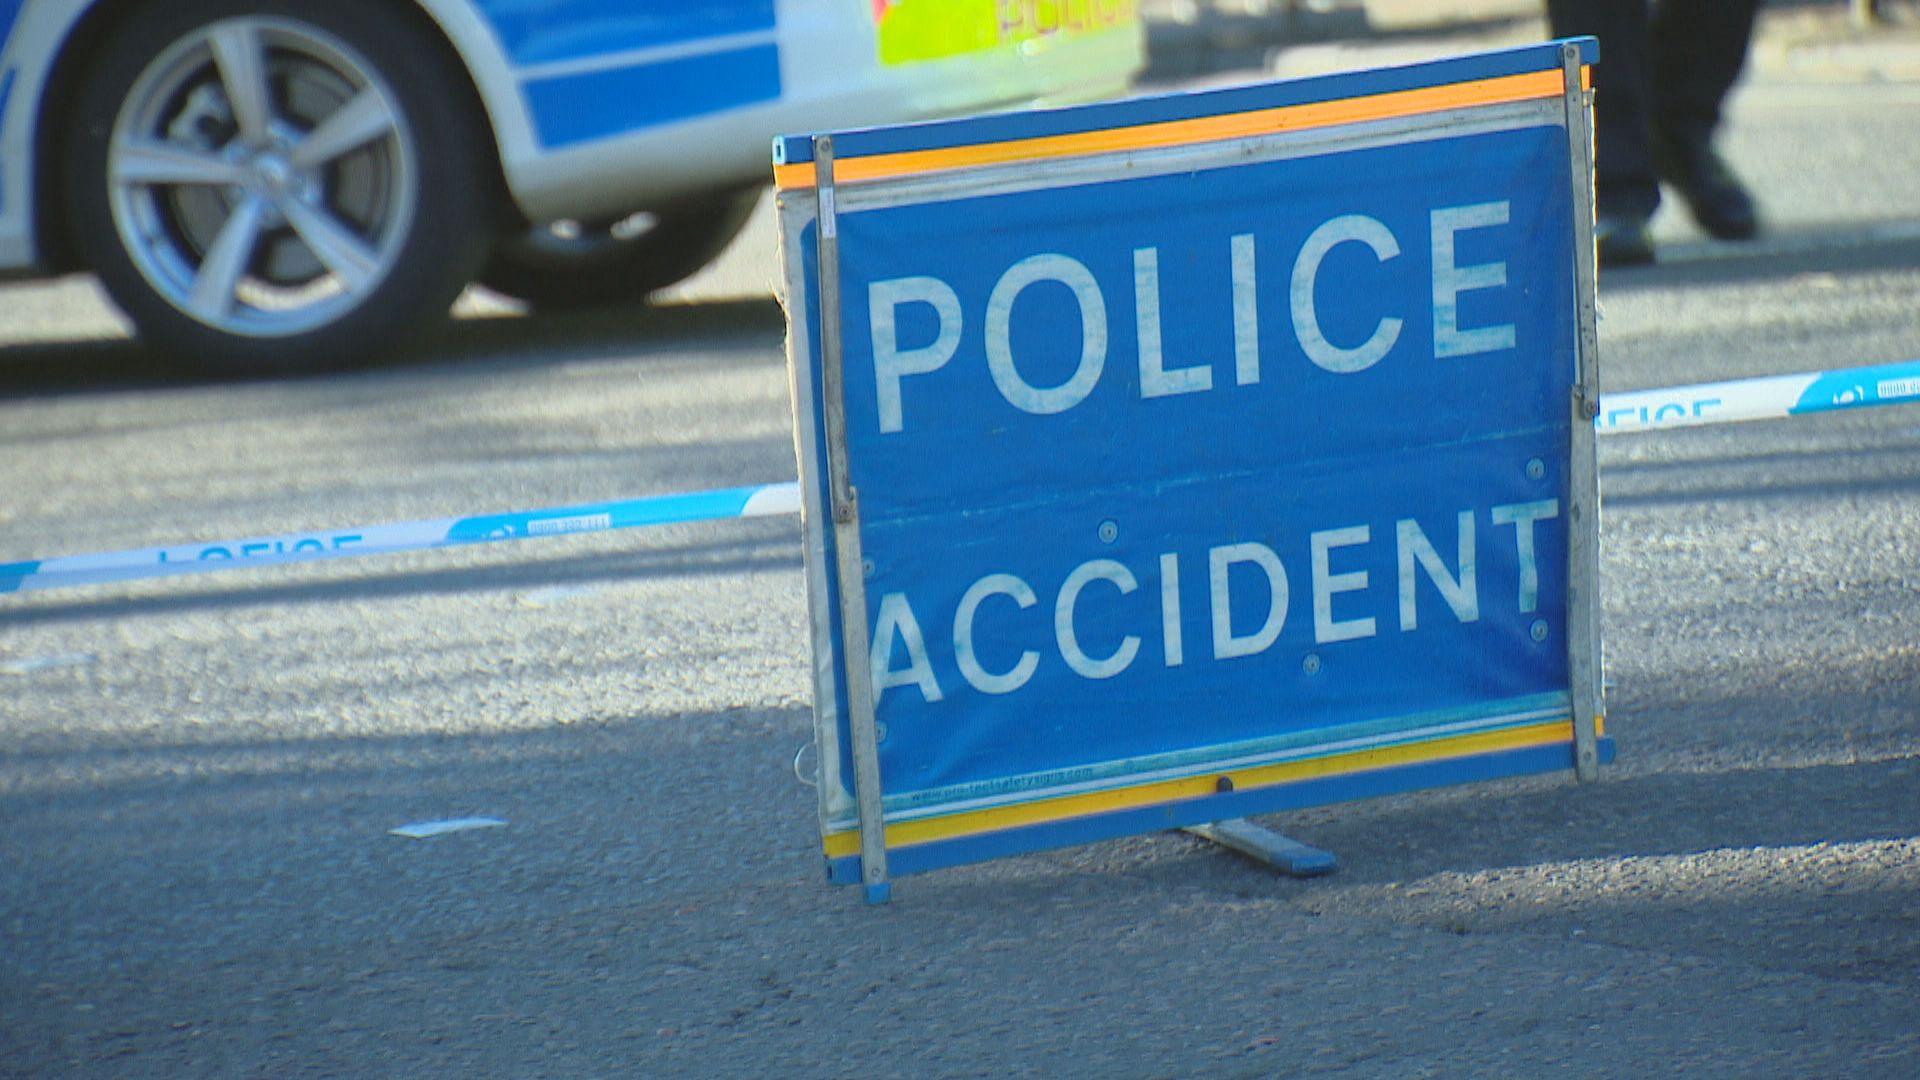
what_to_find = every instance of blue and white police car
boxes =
[0,1,1142,370]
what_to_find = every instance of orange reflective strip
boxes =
[775,67,1587,191]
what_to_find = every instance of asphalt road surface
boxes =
[4,33,1919,1079]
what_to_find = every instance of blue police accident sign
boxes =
[777,40,1609,894]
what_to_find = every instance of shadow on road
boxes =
[1599,221,1920,293]
[0,295,787,401]
[432,296,786,370]
[5,660,1913,1075]
[3,219,1910,400]
[0,523,802,627]
[1602,427,1920,508]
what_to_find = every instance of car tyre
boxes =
[479,190,760,309]
[65,0,491,373]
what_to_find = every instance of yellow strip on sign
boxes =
[775,67,1589,191]
[821,718,1597,859]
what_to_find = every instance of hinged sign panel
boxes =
[777,40,1609,894]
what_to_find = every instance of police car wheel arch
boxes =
[61,0,493,371]
[477,188,760,309]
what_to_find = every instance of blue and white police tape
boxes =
[1598,357,1920,435]
[5,358,1918,597]
[0,482,800,595]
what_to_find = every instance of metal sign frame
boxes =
[778,40,1607,902]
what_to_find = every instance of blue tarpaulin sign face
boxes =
[777,41,1608,890]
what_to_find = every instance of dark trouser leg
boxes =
[1648,0,1761,149]
[1546,0,1659,220]
[1647,0,1761,237]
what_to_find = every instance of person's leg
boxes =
[1548,0,1659,263]
[1649,0,1760,148]
[1649,0,1762,238]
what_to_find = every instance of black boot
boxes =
[1596,211,1656,268]
[1654,133,1759,240]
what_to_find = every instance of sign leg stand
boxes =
[1184,819,1338,878]
[815,135,893,905]
[1561,42,1607,783]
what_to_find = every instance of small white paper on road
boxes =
[517,585,601,608]
[389,817,508,839]
[1,653,97,676]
